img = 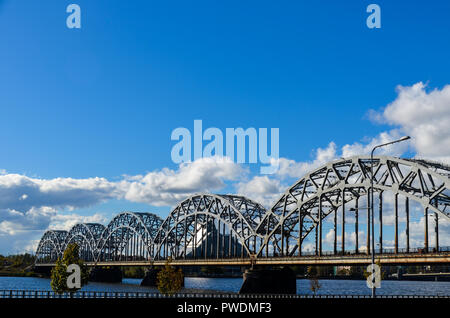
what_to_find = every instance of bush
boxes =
[156,257,184,295]
[50,243,88,294]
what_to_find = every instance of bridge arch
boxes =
[96,212,163,262]
[35,230,68,263]
[64,223,105,262]
[257,156,450,257]
[153,194,266,260]
[35,156,450,264]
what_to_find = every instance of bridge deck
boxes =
[35,252,450,267]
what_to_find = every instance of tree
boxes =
[376,259,385,280]
[157,257,184,295]
[50,243,88,294]
[306,266,321,297]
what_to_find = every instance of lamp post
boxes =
[369,135,410,298]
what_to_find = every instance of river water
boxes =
[0,277,449,296]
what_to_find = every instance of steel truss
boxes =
[35,156,450,264]
[97,212,163,262]
[35,230,68,263]
[257,156,450,257]
[153,194,266,260]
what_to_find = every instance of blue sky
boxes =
[0,0,450,254]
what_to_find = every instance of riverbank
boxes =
[0,271,38,278]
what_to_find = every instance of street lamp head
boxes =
[399,136,411,141]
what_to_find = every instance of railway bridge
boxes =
[34,156,450,292]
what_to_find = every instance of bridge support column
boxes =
[379,191,383,252]
[141,268,158,286]
[239,267,296,294]
[367,191,370,255]
[333,208,337,255]
[140,267,185,287]
[394,193,398,254]
[355,196,359,253]
[315,225,318,256]
[33,265,52,277]
[406,197,410,253]
[342,189,345,255]
[435,212,439,252]
[89,267,122,283]
[424,207,429,253]
[318,195,322,256]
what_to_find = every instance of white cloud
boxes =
[274,142,337,179]
[236,176,284,207]
[0,156,245,214]
[0,157,245,254]
[121,156,245,206]
[341,130,409,158]
[234,142,339,207]
[371,82,450,163]
[48,213,107,232]
[0,174,119,212]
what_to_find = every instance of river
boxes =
[0,277,449,296]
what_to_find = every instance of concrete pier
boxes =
[239,267,296,294]
[140,268,160,287]
[89,267,122,283]
[140,268,185,287]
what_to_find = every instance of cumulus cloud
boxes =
[341,130,409,158]
[0,174,119,212]
[121,156,245,206]
[48,213,108,232]
[236,82,450,208]
[370,82,450,163]
[0,207,107,254]
[274,142,337,179]
[0,156,244,214]
[236,176,284,207]
[0,157,245,254]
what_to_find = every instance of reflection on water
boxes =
[0,277,449,296]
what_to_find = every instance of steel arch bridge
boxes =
[35,156,450,267]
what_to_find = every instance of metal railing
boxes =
[269,246,450,258]
[36,246,450,266]
[0,290,448,299]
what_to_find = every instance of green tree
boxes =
[157,257,184,295]
[50,243,88,294]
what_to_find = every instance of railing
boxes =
[0,290,448,298]
[280,246,450,258]
[35,246,450,265]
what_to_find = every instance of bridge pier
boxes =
[140,268,160,287]
[239,267,296,294]
[140,267,185,287]
[89,267,122,283]
[33,265,52,277]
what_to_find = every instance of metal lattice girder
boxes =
[153,194,266,259]
[64,223,106,261]
[257,156,450,257]
[35,230,68,263]
[35,156,450,263]
[96,212,163,261]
